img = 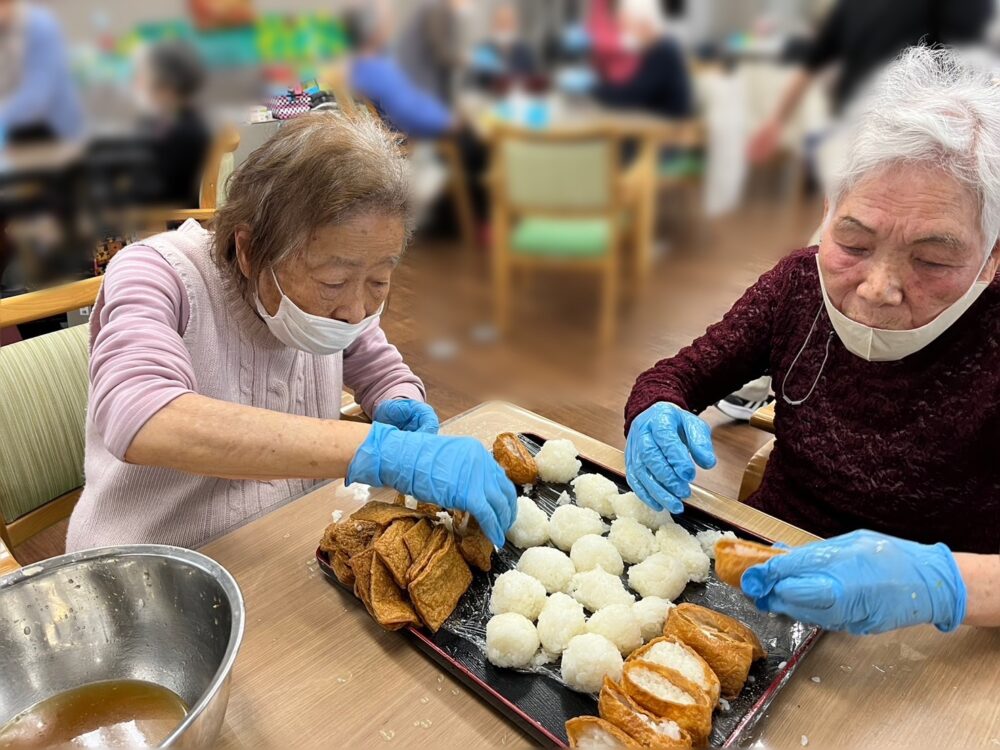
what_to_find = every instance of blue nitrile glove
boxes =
[741,530,967,635]
[625,402,716,514]
[347,422,516,547]
[373,398,440,434]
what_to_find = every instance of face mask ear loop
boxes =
[782,305,834,406]
[270,268,286,298]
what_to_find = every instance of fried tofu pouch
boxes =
[599,678,692,749]
[408,532,473,632]
[663,604,765,699]
[714,539,786,589]
[492,432,538,485]
[566,717,643,749]
[622,662,713,747]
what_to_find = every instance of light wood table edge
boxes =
[749,401,776,433]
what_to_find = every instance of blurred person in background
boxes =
[346,4,456,139]
[67,112,516,552]
[624,49,999,561]
[0,0,83,144]
[469,2,537,87]
[748,0,993,165]
[586,0,639,84]
[394,0,471,105]
[134,39,211,208]
[591,0,692,118]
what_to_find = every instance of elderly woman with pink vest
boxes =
[67,112,516,551]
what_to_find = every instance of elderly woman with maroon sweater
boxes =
[625,49,1000,634]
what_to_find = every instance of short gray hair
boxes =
[829,46,1000,254]
[213,110,414,299]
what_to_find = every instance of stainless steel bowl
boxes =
[0,545,245,748]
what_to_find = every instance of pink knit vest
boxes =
[67,221,343,550]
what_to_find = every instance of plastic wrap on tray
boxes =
[318,433,821,748]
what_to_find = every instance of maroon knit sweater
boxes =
[625,247,1000,554]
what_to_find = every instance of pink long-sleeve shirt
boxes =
[67,220,425,550]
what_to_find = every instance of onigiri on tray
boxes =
[317,433,821,748]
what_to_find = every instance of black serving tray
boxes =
[317,433,821,747]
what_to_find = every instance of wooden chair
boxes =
[0,276,367,573]
[0,280,98,569]
[738,438,775,502]
[489,124,625,344]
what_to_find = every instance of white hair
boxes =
[619,0,667,31]
[829,46,1000,255]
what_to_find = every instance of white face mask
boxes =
[255,270,383,355]
[817,254,991,362]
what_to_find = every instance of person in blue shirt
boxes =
[0,0,84,143]
[344,5,456,139]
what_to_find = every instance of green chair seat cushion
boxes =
[511,217,611,258]
[0,324,89,523]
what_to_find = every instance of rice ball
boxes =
[535,439,582,483]
[611,491,675,529]
[506,496,549,549]
[486,613,540,668]
[517,547,575,594]
[628,552,689,601]
[656,524,711,583]
[633,596,675,642]
[570,473,618,518]
[608,517,657,564]
[561,633,623,693]
[568,567,635,612]
[536,592,587,654]
[695,529,738,559]
[570,534,624,576]
[586,603,643,655]
[490,569,548,620]
[548,504,606,551]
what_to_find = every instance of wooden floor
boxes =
[13,190,824,565]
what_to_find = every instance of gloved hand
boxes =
[347,422,516,547]
[625,402,716,514]
[373,398,440,434]
[741,530,967,635]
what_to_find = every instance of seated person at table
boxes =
[0,0,83,142]
[345,4,456,139]
[67,112,515,552]
[623,49,999,632]
[592,0,692,119]
[470,3,537,87]
[134,39,211,208]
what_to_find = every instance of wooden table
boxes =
[0,143,83,186]
[202,401,1000,749]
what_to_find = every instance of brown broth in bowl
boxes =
[0,679,187,749]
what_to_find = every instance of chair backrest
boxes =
[0,275,102,329]
[199,126,241,210]
[0,324,89,526]
[494,127,618,215]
